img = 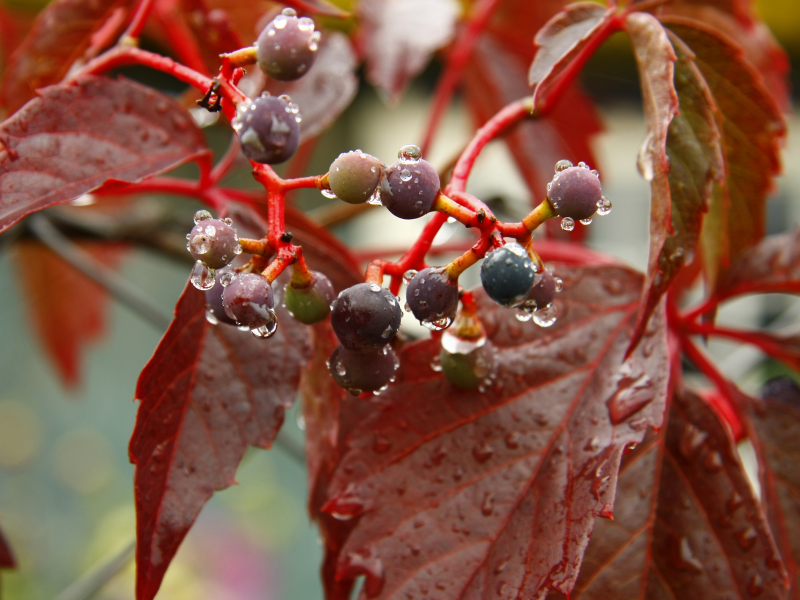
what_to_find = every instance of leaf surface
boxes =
[664,19,785,282]
[545,388,787,599]
[358,0,460,102]
[180,0,244,74]
[270,33,359,140]
[0,76,210,234]
[15,240,125,388]
[750,379,800,598]
[528,3,613,107]
[714,225,800,300]
[0,0,135,113]
[323,264,670,599]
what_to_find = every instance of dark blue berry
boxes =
[480,242,536,308]
[331,283,402,351]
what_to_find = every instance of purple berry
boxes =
[256,9,320,81]
[380,159,440,220]
[329,344,398,395]
[526,268,556,310]
[331,283,402,351]
[222,273,275,329]
[233,95,300,164]
[205,271,238,326]
[547,165,602,221]
[187,218,239,269]
[405,267,458,330]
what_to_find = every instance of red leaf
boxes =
[322,264,670,599]
[750,380,800,597]
[664,19,785,282]
[130,282,312,600]
[15,240,125,388]
[0,76,210,234]
[714,225,800,300]
[0,0,136,113]
[462,33,603,235]
[546,388,788,599]
[0,524,14,569]
[358,0,460,102]
[630,27,725,346]
[180,0,244,74]
[528,3,614,106]
[270,33,359,140]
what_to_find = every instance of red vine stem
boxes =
[683,322,794,362]
[119,0,156,44]
[420,0,503,155]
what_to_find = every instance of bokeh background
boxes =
[0,0,799,598]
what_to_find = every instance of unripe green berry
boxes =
[284,271,335,325]
[328,151,384,204]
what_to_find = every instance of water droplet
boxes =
[672,536,704,573]
[251,311,278,338]
[533,303,557,327]
[403,270,418,284]
[555,159,573,172]
[298,16,315,31]
[281,7,297,16]
[205,307,219,325]
[336,361,346,377]
[223,217,233,226]
[481,492,494,516]
[748,574,764,596]
[219,270,236,287]
[308,31,321,51]
[422,317,452,331]
[494,559,509,575]
[504,432,520,449]
[191,261,215,290]
[430,355,443,372]
[398,144,421,164]
[580,217,593,225]
[321,188,337,199]
[367,188,382,205]
[400,168,412,182]
[735,526,758,551]
[373,434,391,453]
[561,217,575,231]
[554,277,564,293]
[679,424,708,459]
[727,492,744,513]
[578,161,588,169]
[472,443,494,463]
[273,14,288,29]
[194,209,212,224]
[369,283,382,293]
[381,325,393,339]
[515,308,533,322]
[703,450,723,472]
[404,302,411,313]
[446,216,456,223]
[597,197,612,216]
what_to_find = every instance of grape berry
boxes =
[547,164,602,221]
[187,216,240,269]
[328,151,385,204]
[256,8,321,81]
[329,344,398,395]
[233,94,301,164]
[222,273,275,330]
[331,283,402,351]
[284,271,335,325]
[480,242,536,308]
[405,268,458,330]
[205,272,239,326]
[380,155,440,220]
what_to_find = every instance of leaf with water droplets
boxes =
[547,388,787,600]
[748,378,800,597]
[528,3,614,107]
[321,264,670,599]
[630,30,724,347]
[0,76,210,234]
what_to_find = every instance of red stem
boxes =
[121,0,156,42]
[420,0,503,155]
[684,322,792,361]
[152,0,210,76]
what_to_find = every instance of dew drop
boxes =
[422,317,452,331]
[403,270,418,284]
[561,217,575,231]
[735,526,758,551]
[400,168,412,182]
[369,283,382,293]
[321,188,337,199]
[580,217,593,225]
[205,307,219,325]
[251,311,278,338]
[219,270,237,287]
[472,443,494,463]
[281,7,297,16]
[367,188,382,205]
[481,492,494,516]
[515,308,533,322]
[555,159,573,172]
[554,277,564,293]
[748,574,764,596]
[673,536,704,573]
[679,424,708,459]
[373,434,391,453]
[504,431,520,449]
[533,303,557,327]
[273,14,288,29]
[191,261,215,290]
[578,161,588,169]
[398,144,421,164]
[194,209,212,224]
[308,31,321,51]
[336,362,346,377]
[703,450,723,472]
[298,16,315,31]
[597,197,613,216]
[430,355,443,372]
[381,325,394,339]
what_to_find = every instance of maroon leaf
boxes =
[463,33,603,234]
[180,0,244,74]
[130,281,312,600]
[750,380,800,597]
[0,524,14,569]
[322,264,670,599]
[715,225,800,300]
[15,240,125,388]
[631,29,725,345]
[664,19,785,281]
[0,76,210,234]
[270,33,359,140]
[528,3,613,107]
[358,0,460,102]
[0,0,136,113]
[545,388,788,599]
[624,12,679,347]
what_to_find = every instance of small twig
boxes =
[52,541,134,600]
[28,214,173,331]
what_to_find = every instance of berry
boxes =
[547,165,601,221]
[480,242,536,308]
[284,271,335,325]
[331,283,402,351]
[186,217,239,269]
[329,344,398,395]
[222,273,275,329]
[328,151,384,204]
[761,376,800,408]
[205,271,238,326]
[439,336,497,391]
[233,94,300,164]
[526,268,556,310]
[405,268,458,330]
[380,158,440,220]
[256,9,320,81]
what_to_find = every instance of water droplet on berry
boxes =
[308,31,321,51]
[591,169,600,177]
[398,144,421,164]
[515,308,533,322]
[422,317,452,331]
[561,217,575,231]
[555,159,573,172]
[367,188,382,205]
[578,161,588,169]
[403,302,411,313]
[381,325,393,339]
[205,307,219,325]
[223,217,233,226]
[298,16,315,31]
[402,270,418,284]
[336,362,346,377]
[321,188,338,199]
[400,168,412,182]
[597,197,612,216]
[281,7,297,16]
[219,270,237,287]
[387,296,396,306]
[554,277,564,292]
[369,283,382,293]
[251,310,278,338]
[233,243,242,255]
[533,303,557,327]
[191,261,215,290]
[430,355,443,372]
[580,217,593,225]
[273,14,288,29]
[194,209,212,224]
